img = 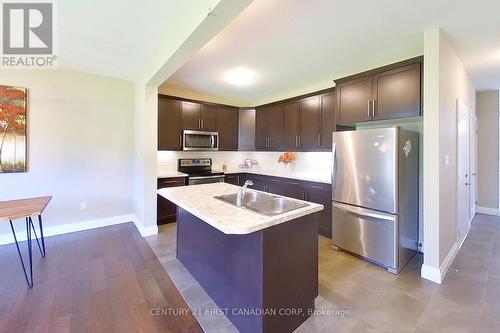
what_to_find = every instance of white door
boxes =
[469,114,478,221]
[457,99,471,244]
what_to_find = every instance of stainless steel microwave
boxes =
[183,130,219,151]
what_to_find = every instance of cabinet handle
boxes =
[298,135,301,147]
[201,118,204,129]
[179,135,182,147]
[295,135,298,147]
[372,100,376,117]
[367,100,371,118]
[317,134,321,146]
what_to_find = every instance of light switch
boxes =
[443,154,450,166]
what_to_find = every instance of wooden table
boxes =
[0,196,51,287]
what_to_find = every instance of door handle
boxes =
[465,182,471,186]
[332,202,395,221]
[210,135,215,148]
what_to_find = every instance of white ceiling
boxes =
[58,0,213,81]
[164,0,500,105]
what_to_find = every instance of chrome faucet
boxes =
[236,180,254,206]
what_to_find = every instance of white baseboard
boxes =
[132,215,158,237]
[477,206,500,216]
[421,231,468,284]
[0,213,144,245]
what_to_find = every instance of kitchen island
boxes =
[158,183,323,333]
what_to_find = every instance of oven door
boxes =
[188,175,225,185]
[183,130,219,151]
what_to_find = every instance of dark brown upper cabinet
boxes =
[181,101,217,131]
[319,92,335,149]
[283,101,300,149]
[372,63,421,121]
[255,105,284,150]
[335,57,422,125]
[216,106,239,151]
[300,96,321,149]
[158,95,238,151]
[158,97,182,150]
[200,104,217,131]
[181,101,201,130]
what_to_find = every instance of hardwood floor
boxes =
[0,222,202,333]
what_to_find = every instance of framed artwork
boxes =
[0,85,27,173]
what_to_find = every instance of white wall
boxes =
[422,27,476,283]
[476,90,499,210]
[0,69,135,242]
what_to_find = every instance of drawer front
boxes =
[332,203,397,269]
[158,177,186,188]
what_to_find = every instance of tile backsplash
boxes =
[158,151,332,178]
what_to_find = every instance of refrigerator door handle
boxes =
[332,202,395,221]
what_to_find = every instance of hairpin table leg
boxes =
[26,218,33,287]
[9,220,30,287]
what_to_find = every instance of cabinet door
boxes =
[266,177,288,196]
[158,98,181,150]
[200,104,217,131]
[225,174,239,185]
[336,75,372,124]
[268,104,284,149]
[304,183,332,238]
[216,106,239,150]
[181,101,201,130]
[283,101,300,149]
[255,107,269,150]
[247,175,267,191]
[320,92,335,149]
[300,96,321,148]
[372,63,421,120]
[157,177,186,225]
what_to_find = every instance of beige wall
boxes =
[422,28,476,282]
[437,32,476,264]
[0,69,135,240]
[477,91,499,209]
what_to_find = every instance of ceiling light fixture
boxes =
[223,68,256,87]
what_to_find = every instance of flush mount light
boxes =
[223,68,256,86]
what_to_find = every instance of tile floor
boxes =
[146,214,500,332]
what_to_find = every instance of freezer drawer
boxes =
[332,202,397,270]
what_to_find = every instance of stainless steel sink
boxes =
[214,191,274,206]
[214,192,309,216]
[246,197,309,216]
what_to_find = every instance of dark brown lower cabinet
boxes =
[224,174,240,185]
[157,177,187,225]
[229,173,332,238]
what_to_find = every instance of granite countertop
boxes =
[157,171,188,179]
[219,168,331,184]
[158,183,323,235]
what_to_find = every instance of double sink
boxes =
[214,191,309,216]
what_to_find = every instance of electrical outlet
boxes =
[80,201,87,210]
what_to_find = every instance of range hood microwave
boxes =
[183,130,219,151]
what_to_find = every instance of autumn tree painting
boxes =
[0,85,27,173]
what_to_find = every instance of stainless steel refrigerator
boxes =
[332,127,418,274]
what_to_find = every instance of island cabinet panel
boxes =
[216,106,239,150]
[335,57,422,125]
[158,97,182,150]
[176,208,318,333]
[157,177,186,225]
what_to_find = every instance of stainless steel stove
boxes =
[178,158,225,185]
